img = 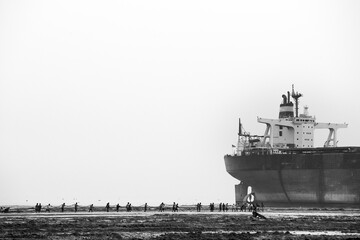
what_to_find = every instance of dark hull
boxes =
[224,147,360,207]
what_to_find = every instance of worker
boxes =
[144,203,148,212]
[45,204,51,212]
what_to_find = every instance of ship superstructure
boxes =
[236,85,347,156]
[225,85,360,207]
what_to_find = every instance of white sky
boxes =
[1,0,360,206]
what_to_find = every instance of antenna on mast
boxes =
[291,84,303,117]
[238,118,242,136]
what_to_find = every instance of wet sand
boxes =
[1,209,359,239]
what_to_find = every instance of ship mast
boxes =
[236,118,242,155]
[291,84,302,118]
[238,118,242,136]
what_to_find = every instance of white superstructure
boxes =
[235,85,347,155]
[258,111,347,149]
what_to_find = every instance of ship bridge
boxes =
[256,86,347,149]
[258,116,347,149]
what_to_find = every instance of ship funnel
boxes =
[287,91,290,103]
[279,89,294,119]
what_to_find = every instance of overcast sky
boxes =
[1,0,360,206]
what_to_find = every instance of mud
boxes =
[1,209,359,239]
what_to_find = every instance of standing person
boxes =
[248,203,253,212]
[116,203,120,212]
[240,204,245,212]
[89,204,94,212]
[222,203,225,212]
[46,204,51,212]
[38,203,42,213]
[159,202,164,212]
[74,202,78,212]
[61,203,65,213]
[106,202,110,212]
[219,203,222,212]
[35,203,38,213]
[232,204,236,212]
[144,203,148,212]
[175,203,179,212]
[126,202,132,212]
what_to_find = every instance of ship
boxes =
[224,85,360,207]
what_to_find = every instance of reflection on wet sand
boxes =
[1,209,359,239]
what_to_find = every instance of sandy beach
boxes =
[1,207,359,239]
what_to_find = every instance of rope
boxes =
[1,202,252,213]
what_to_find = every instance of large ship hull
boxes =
[224,147,360,207]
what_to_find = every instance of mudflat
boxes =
[1,209,359,239]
